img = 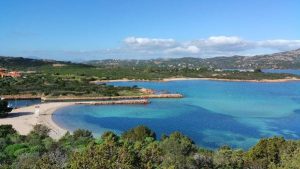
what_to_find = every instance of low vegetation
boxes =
[39,64,299,81]
[2,56,300,168]
[0,73,141,97]
[3,60,298,98]
[0,125,299,169]
[2,56,300,82]
[0,100,12,118]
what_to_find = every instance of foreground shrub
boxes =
[0,100,12,118]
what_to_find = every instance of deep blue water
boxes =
[53,80,300,149]
[263,69,300,76]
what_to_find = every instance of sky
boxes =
[0,0,300,61]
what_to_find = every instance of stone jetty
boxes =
[41,94,183,102]
[75,99,149,105]
[2,95,41,100]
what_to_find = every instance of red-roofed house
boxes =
[0,68,7,78]
[0,68,21,78]
[7,71,21,78]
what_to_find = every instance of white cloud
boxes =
[258,39,300,51]
[190,36,254,52]
[122,36,300,58]
[124,37,177,49]
[206,36,243,45]
[13,36,300,60]
[166,45,200,54]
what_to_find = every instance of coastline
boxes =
[0,99,153,139]
[42,94,182,102]
[162,77,300,83]
[92,77,300,83]
[2,76,300,139]
[0,102,73,139]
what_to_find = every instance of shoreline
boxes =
[2,94,183,101]
[0,102,73,139]
[0,99,157,139]
[92,77,300,83]
[42,94,183,102]
[162,77,300,83]
[2,77,299,139]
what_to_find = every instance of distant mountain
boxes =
[205,48,300,69]
[0,56,87,70]
[2,48,300,70]
[86,48,300,69]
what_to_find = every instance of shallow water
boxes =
[53,80,300,149]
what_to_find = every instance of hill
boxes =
[86,48,300,69]
[0,56,90,70]
[206,48,300,69]
[2,48,300,70]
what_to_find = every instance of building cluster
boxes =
[0,68,21,78]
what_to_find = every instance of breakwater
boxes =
[2,95,41,100]
[75,99,149,105]
[41,94,183,102]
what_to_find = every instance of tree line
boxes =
[0,73,141,97]
[0,124,300,169]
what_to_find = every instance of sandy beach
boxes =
[0,99,153,139]
[0,102,73,139]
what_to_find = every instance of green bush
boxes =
[1,124,300,168]
[0,100,12,118]
[122,125,156,142]
[0,125,16,138]
[4,144,28,158]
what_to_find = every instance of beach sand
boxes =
[0,102,73,139]
[0,100,153,139]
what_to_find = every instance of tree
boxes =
[12,153,40,169]
[27,124,51,146]
[160,132,197,169]
[245,137,286,168]
[0,100,12,118]
[70,141,119,169]
[28,124,50,139]
[71,129,94,147]
[73,129,93,140]
[140,141,163,169]
[35,148,68,169]
[213,146,244,169]
[101,131,119,143]
[279,147,300,169]
[115,141,139,169]
[0,125,17,138]
[122,125,156,142]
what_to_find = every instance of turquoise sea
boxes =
[53,79,300,149]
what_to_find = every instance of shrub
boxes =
[122,125,156,142]
[0,100,12,118]
[0,125,17,138]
